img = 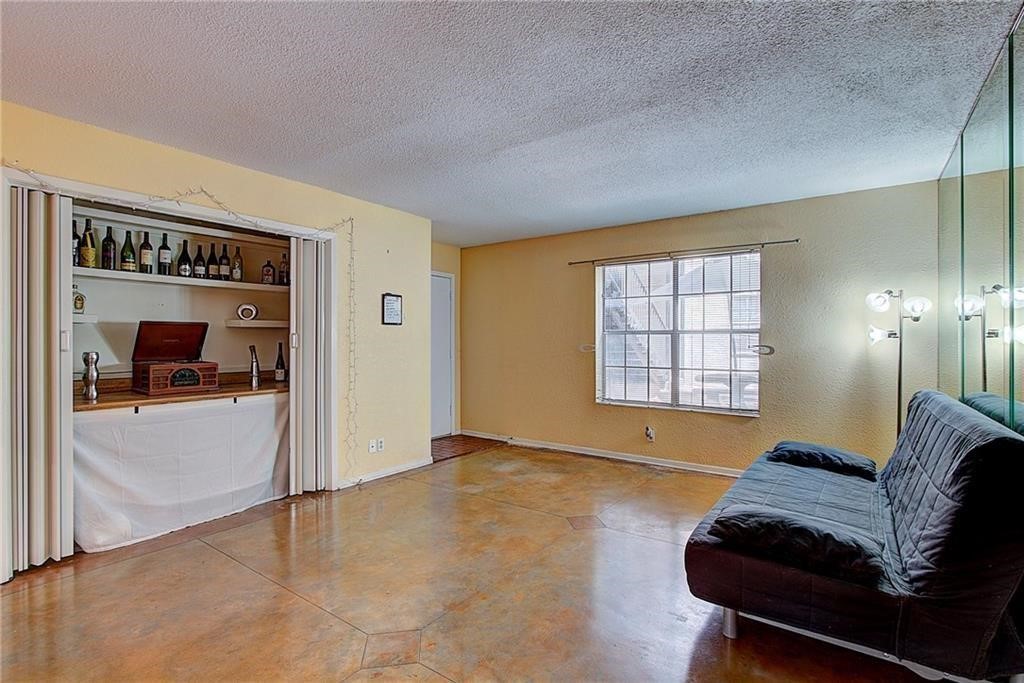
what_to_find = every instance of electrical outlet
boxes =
[368,439,377,454]
[645,425,656,443]
[376,438,384,452]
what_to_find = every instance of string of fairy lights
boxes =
[4,159,361,482]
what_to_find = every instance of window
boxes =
[596,251,761,415]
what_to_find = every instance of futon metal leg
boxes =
[722,607,738,639]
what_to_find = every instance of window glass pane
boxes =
[703,371,731,408]
[679,296,703,330]
[625,334,648,367]
[679,370,701,405]
[604,334,625,366]
[627,298,649,330]
[650,261,673,295]
[650,296,672,330]
[732,372,759,410]
[732,292,760,329]
[732,333,759,371]
[704,256,731,292]
[704,293,730,329]
[680,334,703,368]
[605,368,625,401]
[626,368,648,402]
[678,258,703,294]
[704,334,730,370]
[604,265,626,297]
[627,263,649,297]
[604,299,626,331]
[649,369,671,403]
[649,334,671,368]
[732,252,760,291]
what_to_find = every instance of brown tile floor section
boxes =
[430,434,504,462]
[1,446,922,682]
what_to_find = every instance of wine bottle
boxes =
[231,246,243,282]
[194,244,206,278]
[139,232,154,274]
[278,252,289,286]
[157,233,172,275]
[275,341,287,381]
[101,226,117,270]
[120,230,137,272]
[72,220,80,266]
[79,219,97,268]
[219,244,230,280]
[261,259,276,284]
[206,242,219,279]
[177,239,192,277]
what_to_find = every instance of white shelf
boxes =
[73,267,289,293]
[73,314,99,324]
[224,319,289,329]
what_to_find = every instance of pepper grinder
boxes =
[82,351,99,402]
[249,345,261,390]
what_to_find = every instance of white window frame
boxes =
[595,250,761,417]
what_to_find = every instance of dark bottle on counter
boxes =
[275,341,287,381]
[206,242,219,279]
[261,260,276,284]
[219,244,231,280]
[72,220,80,265]
[231,246,243,282]
[157,233,172,275]
[101,226,117,270]
[120,230,137,272]
[79,219,97,267]
[193,244,207,278]
[177,239,192,277]
[278,252,289,286]
[139,232,154,274]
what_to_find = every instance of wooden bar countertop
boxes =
[74,372,288,412]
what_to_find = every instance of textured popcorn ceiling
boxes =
[1,1,1021,246]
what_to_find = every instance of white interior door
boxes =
[431,273,454,438]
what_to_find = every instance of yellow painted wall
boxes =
[1,101,432,481]
[431,241,461,432]
[461,181,938,469]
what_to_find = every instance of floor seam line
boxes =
[400,477,571,521]
[198,538,370,637]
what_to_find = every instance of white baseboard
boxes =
[334,456,433,490]
[459,430,742,478]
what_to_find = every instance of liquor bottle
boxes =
[278,252,289,286]
[119,230,137,272]
[231,246,243,282]
[101,226,117,270]
[72,220,80,266]
[219,244,230,280]
[261,259,276,284]
[194,244,207,278]
[139,232,154,274]
[275,341,287,381]
[157,233,172,275]
[206,242,219,279]
[79,219,97,268]
[177,239,193,277]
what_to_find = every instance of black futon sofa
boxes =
[685,390,1024,681]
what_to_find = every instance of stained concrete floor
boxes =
[1,446,921,682]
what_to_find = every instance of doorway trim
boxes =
[431,270,456,438]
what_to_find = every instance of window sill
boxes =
[596,399,759,418]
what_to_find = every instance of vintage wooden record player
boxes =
[131,321,220,396]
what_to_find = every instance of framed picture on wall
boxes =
[382,293,403,325]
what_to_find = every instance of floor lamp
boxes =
[866,289,932,435]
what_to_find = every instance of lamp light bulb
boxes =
[1001,325,1024,344]
[865,292,891,313]
[903,296,932,320]
[868,324,893,346]
[998,287,1024,309]
[955,294,985,318]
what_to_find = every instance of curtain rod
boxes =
[567,238,800,266]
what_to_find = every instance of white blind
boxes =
[595,250,761,415]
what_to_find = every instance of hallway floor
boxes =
[430,433,504,462]
[1,446,920,681]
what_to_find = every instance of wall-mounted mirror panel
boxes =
[937,138,962,398]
